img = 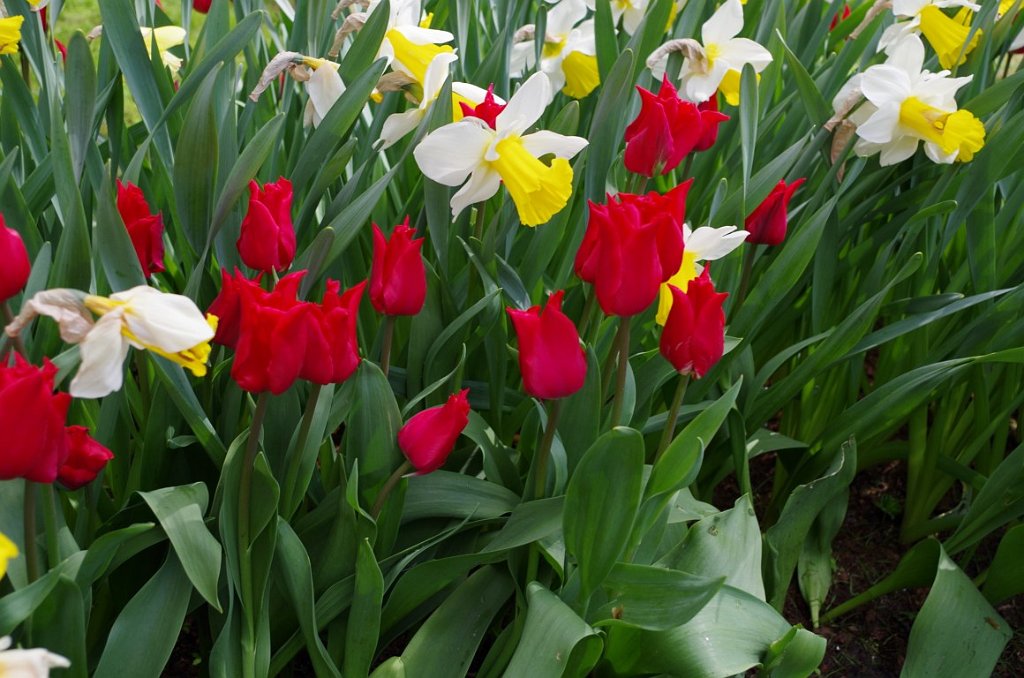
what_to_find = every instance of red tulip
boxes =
[398,389,471,473]
[659,268,728,378]
[0,357,71,483]
[306,280,365,385]
[694,96,730,152]
[370,219,426,316]
[745,178,806,246]
[207,268,263,348]
[575,182,690,317]
[237,178,296,273]
[116,180,166,277]
[193,0,213,13]
[459,84,506,129]
[507,291,587,400]
[55,39,67,61]
[58,426,114,490]
[624,78,702,177]
[830,4,852,30]
[0,215,31,302]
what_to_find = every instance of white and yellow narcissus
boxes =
[140,26,188,75]
[0,637,70,677]
[511,0,600,99]
[648,0,772,104]
[656,225,748,325]
[5,286,216,399]
[878,0,981,69]
[378,52,498,149]
[370,0,456,85]
[414,72,588,227]
[853,35,985,165]
[303,59,346,128]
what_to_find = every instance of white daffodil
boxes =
[878,0,981,68]
[854,34,985,165]
[304,59,346,128]
[414,72,588,226]
[365,0,456,85]
[5,286,217,399]
[583,0,686,36]
[656,225,748,324]
[0,637,70,677]
[647,0,771,104]
[140,26,187,75]
[511,0,600,98]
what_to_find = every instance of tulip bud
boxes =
[694,96,730,152]
[58,426,114,490]
[830,4,851,30]
[370,219,426,316]
[507,291,587,400]
[237,178,296,273]
[624,78,702,177]
[398,389,471,473]
[745,178,806,246]
[194,0,212,13]
[0,215,30,303]
[0,357,71,483]
[575,183,690,317]
[659,268,728,378]
[116,180,166,277]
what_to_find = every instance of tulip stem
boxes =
[23,482,39,583]
[281,383,323,518]
[380,315,396,377]
[2,302,27,357]
[238,392,270,678]
[610,317,631,428]
[40,484,61,569]
[656,374,689,463]
[577,292,598,339]
[371,460,413,520]
[533,399,562,500]
[473,203,487,242]
[736,245,756,308]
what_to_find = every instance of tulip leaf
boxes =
[347,361,405,496]
[95,169,147,292]
[340,0,390,82]
[345,538,385,678]
[65,33,97,184]
[402,470,520,522]
[593,563,725,631]
[585,48,635,203]
[980,524,1024,605]
[173,65,221,253]
[564,427,645,601]
[30,575,87,678]
[504,583,603,678]
[48,86,91,291]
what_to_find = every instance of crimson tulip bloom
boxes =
[0,357,71,483]
[370,219,426,316]
[207,268,263,348]
[398,389,471,473]
[58,426,114,490]
[659,269,728,378]
[305,280,365,385]
[459,84,506,129]
[830,5,851,30]
[237,178,296,273]
[0,215,30,302]
[575,182,690,317]
[507,291,587,400]
[745,178,806,246]
[624,78,702,177]
[193,0,213,13]
[116,180,166,277]
[694,96,730,152]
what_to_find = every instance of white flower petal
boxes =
[547,0,588,36]
[856,102,901,143]
[496,72,552,135]
[393,26,454,45]
[450,167,502,218]
[886,34,926,74]
[520,130,588,158]
[892,0,928,17]
[452,82,501,104]
[861,65,912,106]
[71,312,130,399]
[510,41,536,76]
[422,52,459,103]
[702,0,744,43]
[0,641,71,676]
[305,65,346,126]
[6,289,93,344]
[923,140,957,163]
[878,134,920,165]
[379,109,426,149]
[680,60,729,103]
[721,38,773,72]
[687,226,748,260]
[414,120,494,185]
[112,287,214,353]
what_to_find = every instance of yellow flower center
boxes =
[0,16,25,56]
[419,12,434,28]
[386,29,455,85]
[491,136,575,227]
[561,51,600,99]
[898,97,985,161]
[705,42,721,69]
[656,251,700,325]
[543,37,568,59]
[918,5,981,69]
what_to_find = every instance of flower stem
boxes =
[533,399,563,500]
[23,482,39,583]
[40,484,61,568]
[473,203,487,242]
[610,317,631,428]
[2,302,27,357]
[656,374,689,463]
[379,315,396,377]
[371,460,413,520]
[280,383,323,518]
[576,291,598,339]
[736,245,756,308]
[237,392,270,678]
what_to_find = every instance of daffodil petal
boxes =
[71,312,131,399]
[702,0,744,44]
[520,130,588,159]
[496,72,552,135]
[450,167,502,218]
[414,120,494,185]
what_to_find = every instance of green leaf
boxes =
[945,441,1024,554]
[504,583,603,678]
[138,483,222,611]
[594,563,725,631]
[981,524,1024,604]
[403,471,520,522]
[346,361,404,494]
[65,33,97,183]
[564,427,645,600]
[398,567,514,678]
[93,551,192,678]
[173,65,221,252]
[340,0,390,82]
[49,87,91,291]
[585,49,635,203]
[346,538,385,678]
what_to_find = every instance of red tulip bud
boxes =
[0,357,72,483]
[58,426,114,490]
[659,268,728,378]
[237,178,296,273]
[624,77,702,177]
[370,219,426,316]
[459,84,506,129]
[507,291,587,400]
[194,0,213,13]
[398,389,471,473]
[116,180,166,277]
[745,178,806,246]
[0,214,31,302]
